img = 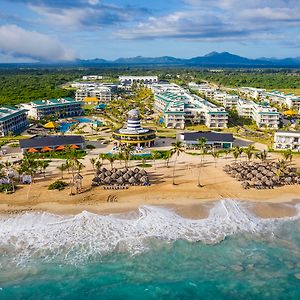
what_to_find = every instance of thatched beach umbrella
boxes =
[117,177,124,184]
[123,173,130,180]
[105,170,112,177]
[128,177,137,184]
[104,176,112,184]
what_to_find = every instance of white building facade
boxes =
[0,106,28,137]
[237,99,279,129]
[154,84,228,129]
[21,98,83,120]
[119,76,158,86]
[274,131,300,151]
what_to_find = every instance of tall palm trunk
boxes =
[172,155,178,185]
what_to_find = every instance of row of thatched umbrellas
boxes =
[223,161,300,189]
[92,167,150,186]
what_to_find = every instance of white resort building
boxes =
[154,84,228,129]
[0,106,28,136]
[82,75,103,80]
[75,85,111,104]
[264,90,300,111]
[21,98,83,120]
[213,92,239,109]
[237,99,279,129]
[240,87,265,100]
[119,76,158,86]
[274,131,300,151]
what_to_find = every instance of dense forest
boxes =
[0,68,299,106]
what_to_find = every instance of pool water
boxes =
[74,117,92,123]
[59,122,76,133]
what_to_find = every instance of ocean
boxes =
[0,200,299,299]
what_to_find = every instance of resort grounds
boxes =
[1,141,299,219]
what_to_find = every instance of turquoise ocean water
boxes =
[0,200,299,299]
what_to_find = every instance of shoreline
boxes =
[1,152,300,219]
[1,196,299,220]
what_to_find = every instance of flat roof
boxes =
[181,131,234,143]
[19,135,85,149]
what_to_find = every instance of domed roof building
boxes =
[112,109,156,147]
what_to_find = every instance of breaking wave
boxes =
[0,199,299,264]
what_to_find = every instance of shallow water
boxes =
[0,200,299,299]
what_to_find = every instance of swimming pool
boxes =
[74,117,92,123]
[59,122,76,133]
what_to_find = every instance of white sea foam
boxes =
[0,199,299,264]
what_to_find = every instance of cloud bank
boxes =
[0,25,75,61]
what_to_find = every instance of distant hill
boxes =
[2,52,300,68]
[75,52,300,67]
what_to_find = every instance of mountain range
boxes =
[1,52,300,68]
[74,52,300,67]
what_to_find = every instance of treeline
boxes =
[0,68,300,106]
[194,70,300,89]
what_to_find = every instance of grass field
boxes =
[277,89,300,95]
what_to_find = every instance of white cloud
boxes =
[0,25,75,61]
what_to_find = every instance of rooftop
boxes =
[181,131,234,143]
[19,135,85,149]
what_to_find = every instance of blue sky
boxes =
[0,0,299,62]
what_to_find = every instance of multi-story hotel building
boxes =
[237,99,279,129]
[154,85,228,129]
[240,87,265,100]
[119,76,158,86]
[213,92,239,109]
[21,98,83,120]
[75,86,111,103]
[264,90,300,111]
[274,131,300,151]
[0,106,28,136]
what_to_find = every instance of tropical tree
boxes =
[57,163,68,179]
[99,153,107,164]
[232,146,243,162]
[244,145,255,162]
[151,151,160,169]
[89,157,97,172]
[106,156,116,169]
[197,137,207,187]
[255,150,268,162]
[38,160,49,178]
[211,150,221,168]
[282,149,293,164]
[223,149,231,160]
[170,141,185,185]
[164,150,172,168]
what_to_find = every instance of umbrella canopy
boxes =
[44,121,59,129]
[27,148,38,153]
[56,145,65,151]
[70,144,80,149]
[42,146,52,152]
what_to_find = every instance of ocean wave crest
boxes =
[0,199,299,264]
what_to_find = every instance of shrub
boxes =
[86,144,96,150]
[0,184,16,193]
[48,180,68,191]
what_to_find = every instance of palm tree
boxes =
[95,159,102,173]
[256,150,268,162]
[282,149,293,164]
[244,145,255,162]
[232,146,243,162]
[151,151,160,169]
[164,150,172,168]
[89,157,97,172]
[99,153,106,164]
[170,141,185,185]
[107,156,116,169]
[223,149,231,160]
[38,160,49,178]
[57,163,68,179]
[122,144,134,168]
[211,150,221,168]
[197,137,207,187]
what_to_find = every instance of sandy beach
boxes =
[1,151,300,219]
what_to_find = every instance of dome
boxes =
[128,109,140,120]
